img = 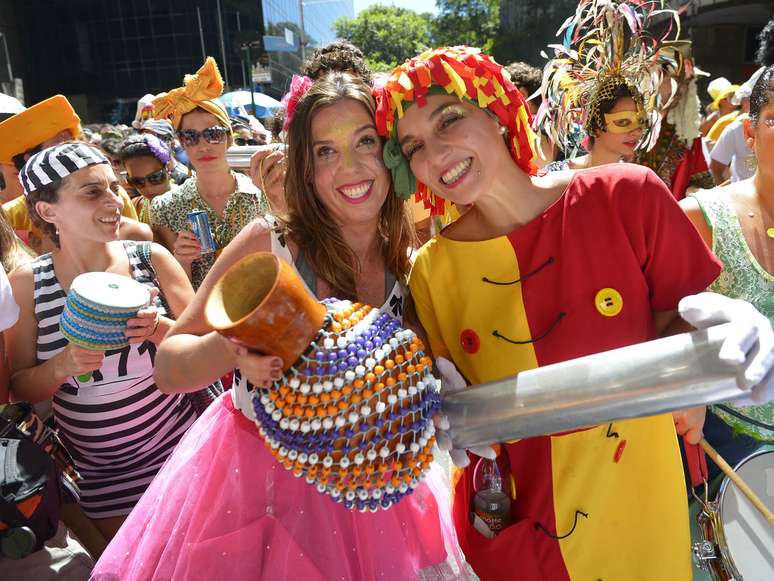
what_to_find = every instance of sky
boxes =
[354,0,438,16]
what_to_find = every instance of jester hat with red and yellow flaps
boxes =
[375,46,537,216]
[152,57,230,130]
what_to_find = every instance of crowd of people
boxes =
[1,1,773,580]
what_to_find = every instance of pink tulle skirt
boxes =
[91,392,470,581]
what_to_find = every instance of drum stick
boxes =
[699,438,774,527]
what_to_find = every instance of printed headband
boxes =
[141,119,176,139]
[375,46,537,216]
[20,142,109,196]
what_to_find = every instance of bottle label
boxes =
[474,507,510,535]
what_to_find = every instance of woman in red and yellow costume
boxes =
[375,44,774,581]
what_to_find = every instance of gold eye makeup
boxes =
[440,104,467,121]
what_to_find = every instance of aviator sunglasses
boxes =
[177,125,230,147]
[124,168,169,188]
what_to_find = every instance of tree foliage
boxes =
[334,5,432,71]
[432,0,500,54]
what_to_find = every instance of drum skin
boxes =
[60,271,151,351]
[697,450,774,580]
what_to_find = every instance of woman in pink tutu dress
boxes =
[91,72,470,580]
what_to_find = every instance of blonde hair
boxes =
[0,207,32,272]
[282,72,416,300]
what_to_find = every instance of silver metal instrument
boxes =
[225,145,261,168]
[225,143,286,169]
[444,323,747,448]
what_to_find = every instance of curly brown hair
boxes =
[505,61,542,97]
[282,72,415,300]
[302,41,373,86]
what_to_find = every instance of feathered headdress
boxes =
[375,46,537,216]
[535,0,679,155]
[656,40,706,144]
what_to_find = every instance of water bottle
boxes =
[472,459,512,536]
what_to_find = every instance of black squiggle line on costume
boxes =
[534,510,589,540]
[482,256,555,286]
[492,312,566,345]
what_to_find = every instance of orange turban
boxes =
[152,57,230,129]
[0,95,81,164]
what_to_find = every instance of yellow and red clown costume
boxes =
[375,46,537,217]
[376,47,722,580]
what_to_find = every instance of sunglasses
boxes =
[125,168,168,188]
[177,126,230,147]
[234,137,260,146]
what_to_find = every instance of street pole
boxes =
[295,0,341,66]
[297,0,306,65]
[247,43,256,115]
[196,7,206,62]
[216,0,230,89]
[0,33,11,97]
[236,11,247,88]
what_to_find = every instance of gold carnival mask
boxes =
[604,110,643,134]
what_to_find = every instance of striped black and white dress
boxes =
[32,240,197,518]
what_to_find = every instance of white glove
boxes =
[679,292,774,405]
[434,357,497,468]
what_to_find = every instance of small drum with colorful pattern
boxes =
[694,450,774,580]
[60,271,150,351]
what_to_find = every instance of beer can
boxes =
[187,210,217,254]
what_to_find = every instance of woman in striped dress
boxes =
[5,142,198,544]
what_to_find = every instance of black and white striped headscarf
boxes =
[20,142,109,196]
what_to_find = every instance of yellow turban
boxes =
[152,57,230,130]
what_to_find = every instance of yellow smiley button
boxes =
[595,288,623,317]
